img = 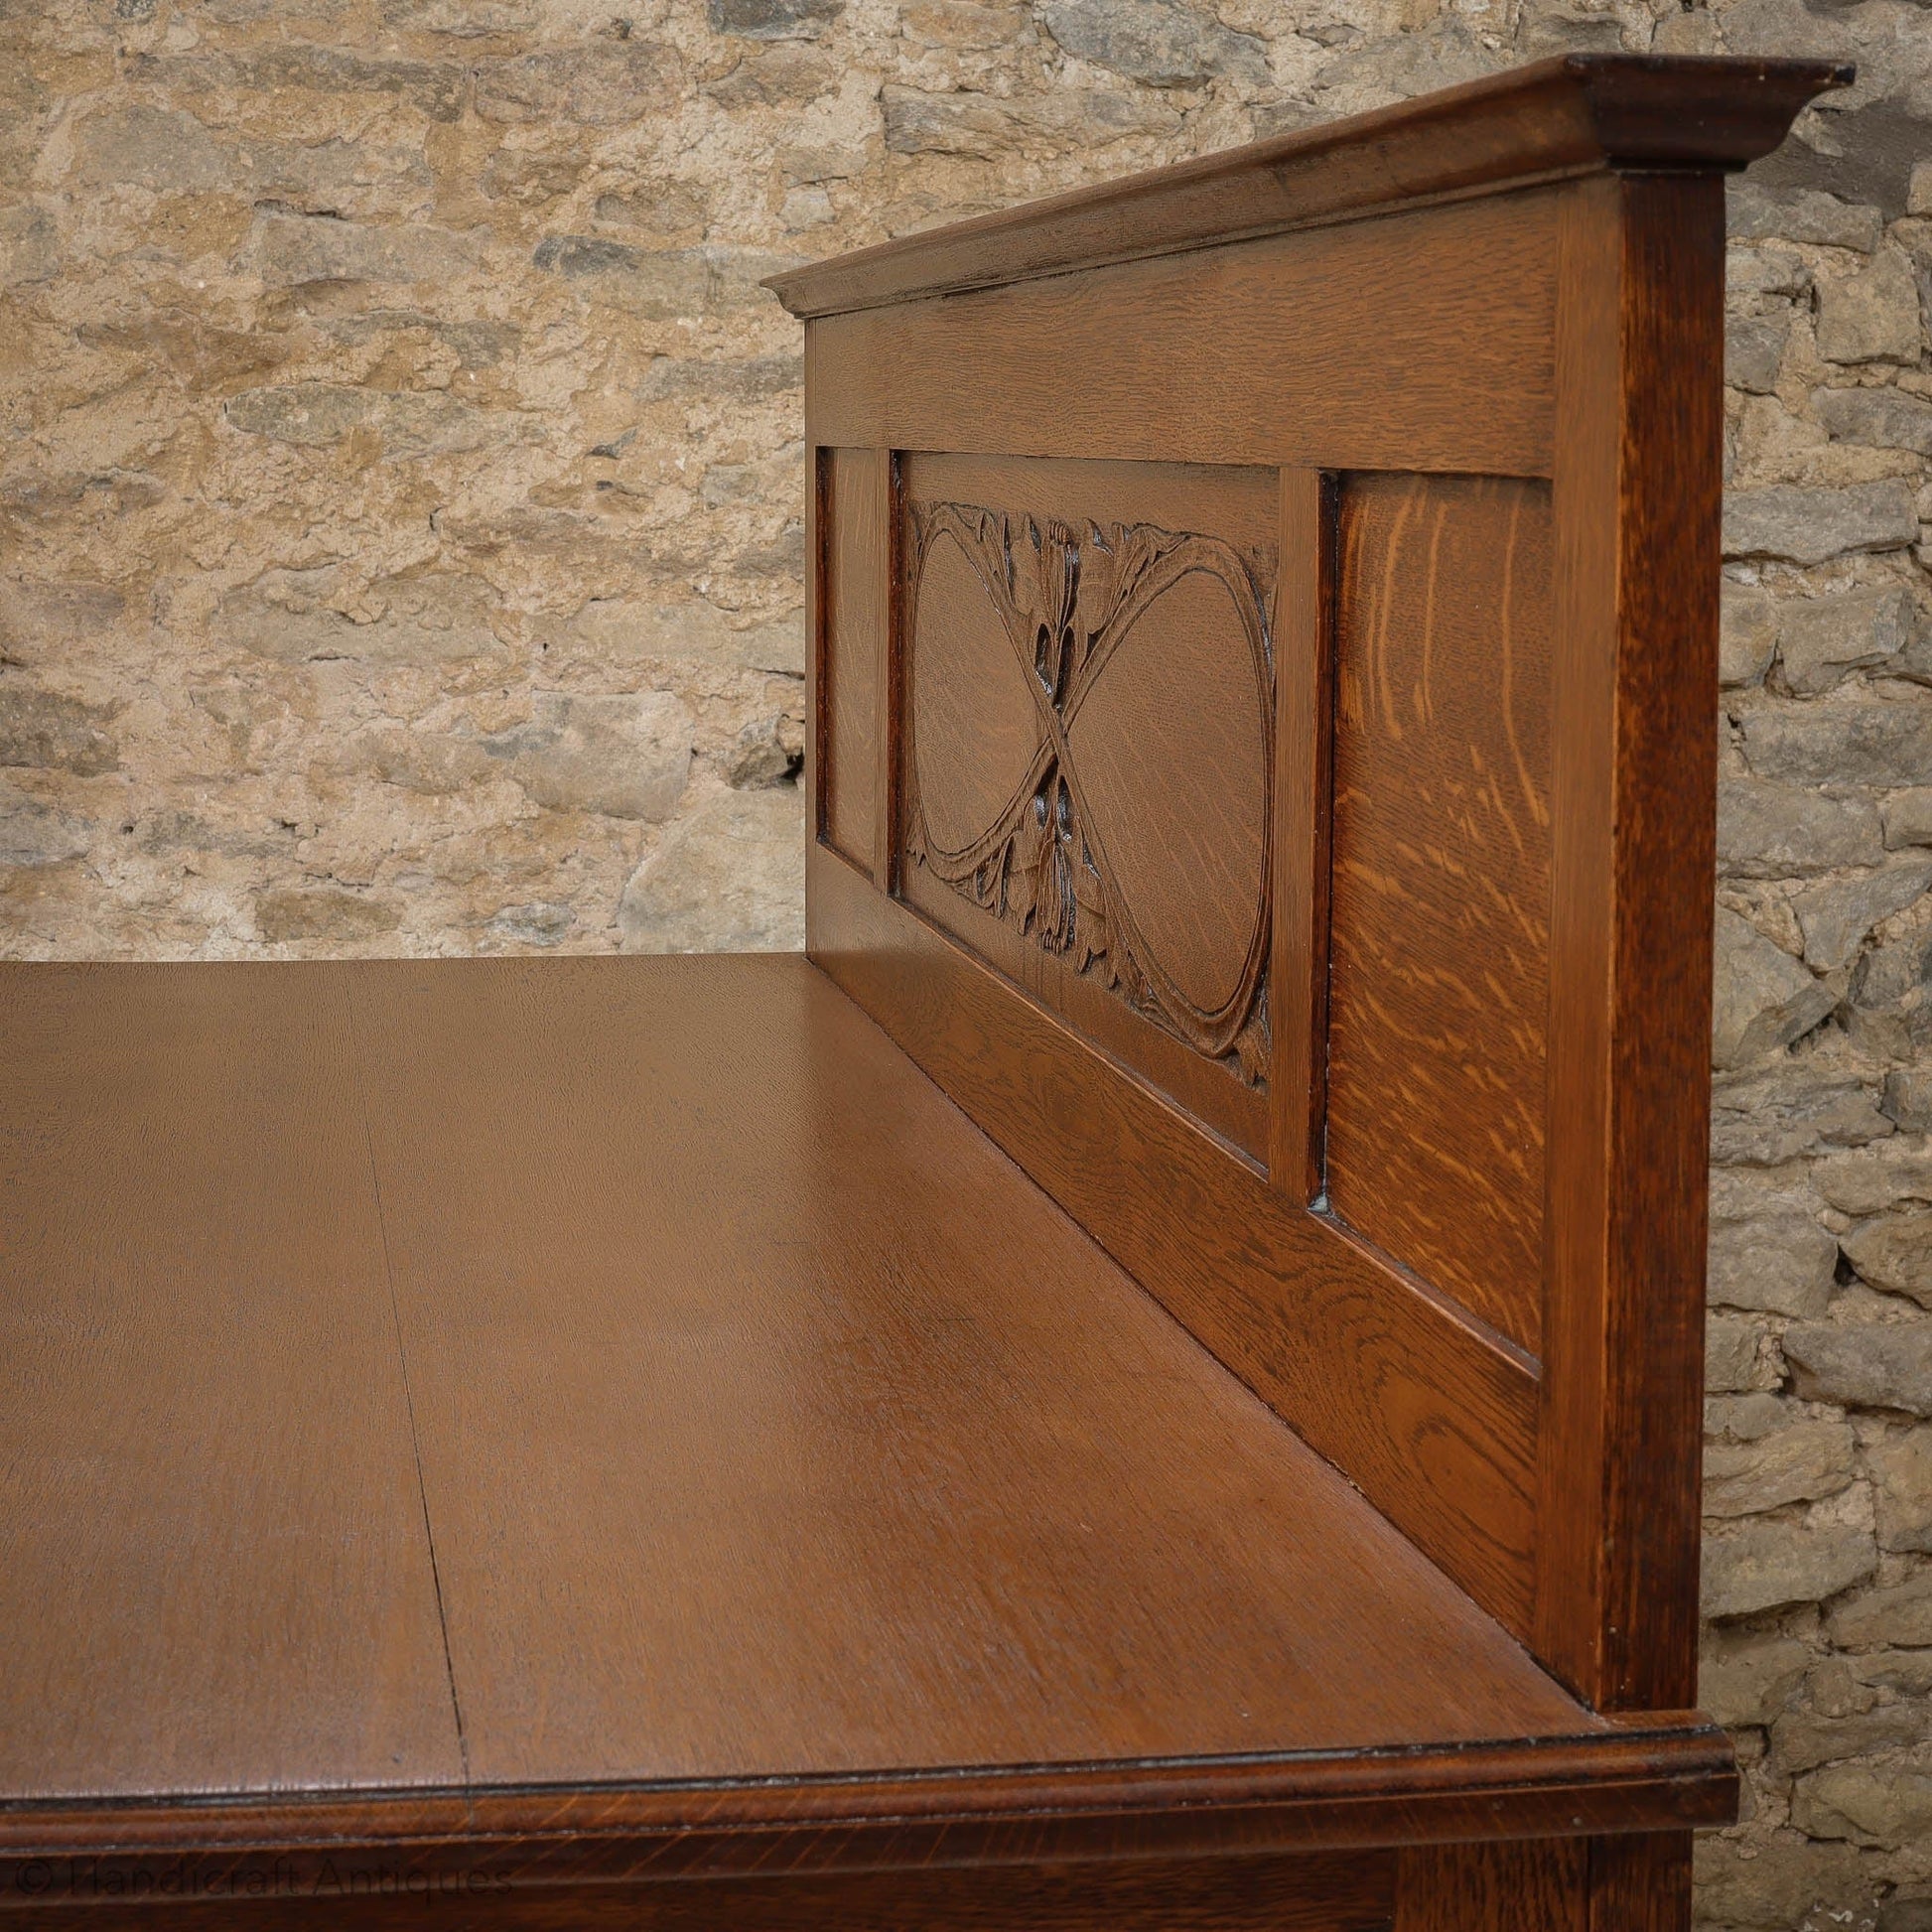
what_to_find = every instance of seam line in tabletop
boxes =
[342,971,472,1783]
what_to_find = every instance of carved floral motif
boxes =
[904,499,1274,1084]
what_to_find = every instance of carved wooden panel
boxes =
[1323,474,1554,1353]
[819,448,892,872]
[900,455,1276,1157]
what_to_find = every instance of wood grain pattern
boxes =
[0,963,461,1801]
[346,951,1565,1786]
[807,193,1560,480]
[1587,1833,1693,1932]
[1535,174,1724,1713]
[0,1851,1395,1932]
[820,447,893,874]
[1272,468,1336,1202]
[901,453,1276,1117]
[0,1725,1736,1878]
[1395,1841,1586,1932]
[1324,474,1555,1352]
[767,58,1851,319]
[810,847,1540,1633]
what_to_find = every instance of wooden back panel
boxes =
[773,56,1846,1713]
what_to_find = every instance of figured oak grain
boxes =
[1325,473,1555,1352]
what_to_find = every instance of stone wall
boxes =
[3,0,1931,1923]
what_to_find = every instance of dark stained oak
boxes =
[0,1851,1396,1932]
[1325,474,1555,1352]
[1534,174,1725,1713]
[0,963,461,1801]
[1396,1841,1586,1932]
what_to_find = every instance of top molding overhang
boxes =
[764,54,1853,320]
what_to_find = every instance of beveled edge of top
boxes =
[764,54,1852,319]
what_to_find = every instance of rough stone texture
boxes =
[4,1,1932,1923]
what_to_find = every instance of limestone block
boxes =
[1705,1420,1858,1515]
[1885,1067,1932,1132]
[0,686,119,776]
[1701,1516,1877,1620]
[482,901,575,947]
[1841,1209,1932,1307]
[1793,1756,1932,1850]
[245,211,482,287]
[619,784,804,952]
[1712,905,1836,1067]
[219,572,505,668]
[1712,1056,1893,1166]
[1815,383,1932,457]
[1724,481,1920,566]
[1693,1835,1881,1932]
[1793,859,1932,971]
[486,692,693,822]
[1884,790,1932,849]
[1727,313,1791,394]
[474,44,681,123]
[1729,242,1812,299]
[1700,1627,1812,1726]
[1786,1321,1932,1416]
[254,888,403,943]
[1719,774,1882,877]
[1039,0,1268,87]
[1709,1312,1779,1394]
[0,785,90,869]
[1728,181,1884,252]
[1816,248,1924,365]
[127,46,465,120]
[0,206,58,287]
[531,237,793,318]
[1723,581,1781,686]
[707,0,844,38]
[1738,696,1932,788]
[1710,1167,1838,1315]
[1872,1428,1932,1552]
[69,104,230,192]
[1832,1570,1932,1648]
[1776,586,1915,694]
[1773,1704,1924,1774]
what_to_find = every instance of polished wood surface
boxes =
[810,842,1542,1634]
[767,56,1850,318]
[1534,174,1725,1712]
[0,956,1731,1896]
[805,193,1561,479]
[1326,474,1554,1351]
[0,964,460,1801]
